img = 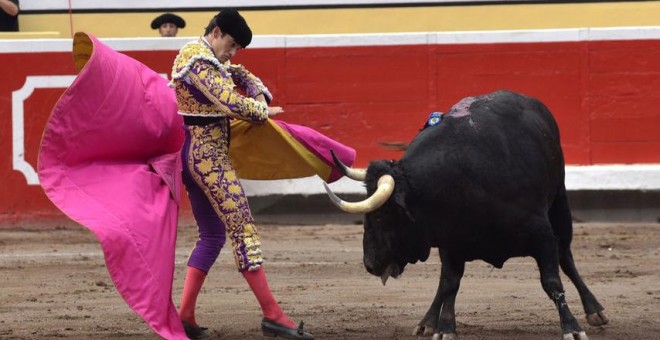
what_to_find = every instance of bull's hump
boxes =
[446,96,477,118]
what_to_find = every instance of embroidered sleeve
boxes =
[187,60,269,122]
[228,64,273,104]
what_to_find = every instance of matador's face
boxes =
[210,27,242,63]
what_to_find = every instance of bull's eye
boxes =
[370,213,384,224]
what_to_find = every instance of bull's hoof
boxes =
[562,331,588,340]
[432,332,458,340]
[586,311,609,326]
[412,325,435,337]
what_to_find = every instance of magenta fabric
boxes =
[38,34,187,339]
[273,120,356,183]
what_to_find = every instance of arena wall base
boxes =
[567,190,660,224]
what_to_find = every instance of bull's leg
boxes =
[414,250,464,340]
[559,248,608,326]
[533,230,588,340]
[548,186,608,326]
[414,249,444,336]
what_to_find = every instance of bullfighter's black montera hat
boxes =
[151,13,186,29]
[215,8,252,48]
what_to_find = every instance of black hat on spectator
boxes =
[215,9,252,48]
[151,13,186,29]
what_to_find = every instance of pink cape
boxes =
[38,32,355,339]
[38,33,186,339]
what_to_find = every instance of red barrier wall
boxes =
[2,35,660,223]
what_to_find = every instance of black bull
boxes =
[324,90,608,340]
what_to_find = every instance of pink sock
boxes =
[242,267,296,329]
[178,266,207,327]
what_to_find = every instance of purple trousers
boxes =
[181,127,227,273]
[181,122,264,273]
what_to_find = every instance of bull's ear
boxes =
[393,190,406,208]
[393,190,415,222]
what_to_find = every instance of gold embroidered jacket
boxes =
[171,38,270,122]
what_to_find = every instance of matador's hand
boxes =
[268,106,284,117]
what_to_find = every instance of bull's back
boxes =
[403,90,564,220]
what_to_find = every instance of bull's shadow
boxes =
[323,90,608,340]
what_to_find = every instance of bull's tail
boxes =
[548,184,574,250]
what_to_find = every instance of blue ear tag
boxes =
[426,112,443,127]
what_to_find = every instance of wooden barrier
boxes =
[1,28,659,223]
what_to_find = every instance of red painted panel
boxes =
[589,40,660,73]
[433,42,590,164]
[591,142,660,163]
[3,37,660,222]
[0,52,76,222]
[590,116,660,142]
[589,73,660,100]
[123,50,178,73]
[285,45,430,104]
[588,41,660,145]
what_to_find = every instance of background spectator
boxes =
[151,13,185,37]
[0,0,19,32]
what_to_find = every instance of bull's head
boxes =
[324,151,424,285]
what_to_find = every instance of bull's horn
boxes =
[323,175,395,213]
[331,149,366,181]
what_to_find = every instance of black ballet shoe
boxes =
[182,321,209,339]
[261,318,314,340]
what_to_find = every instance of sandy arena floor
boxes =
[1,222,659,339]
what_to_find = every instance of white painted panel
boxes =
[4,27,660,53]
[21,0,517,11]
